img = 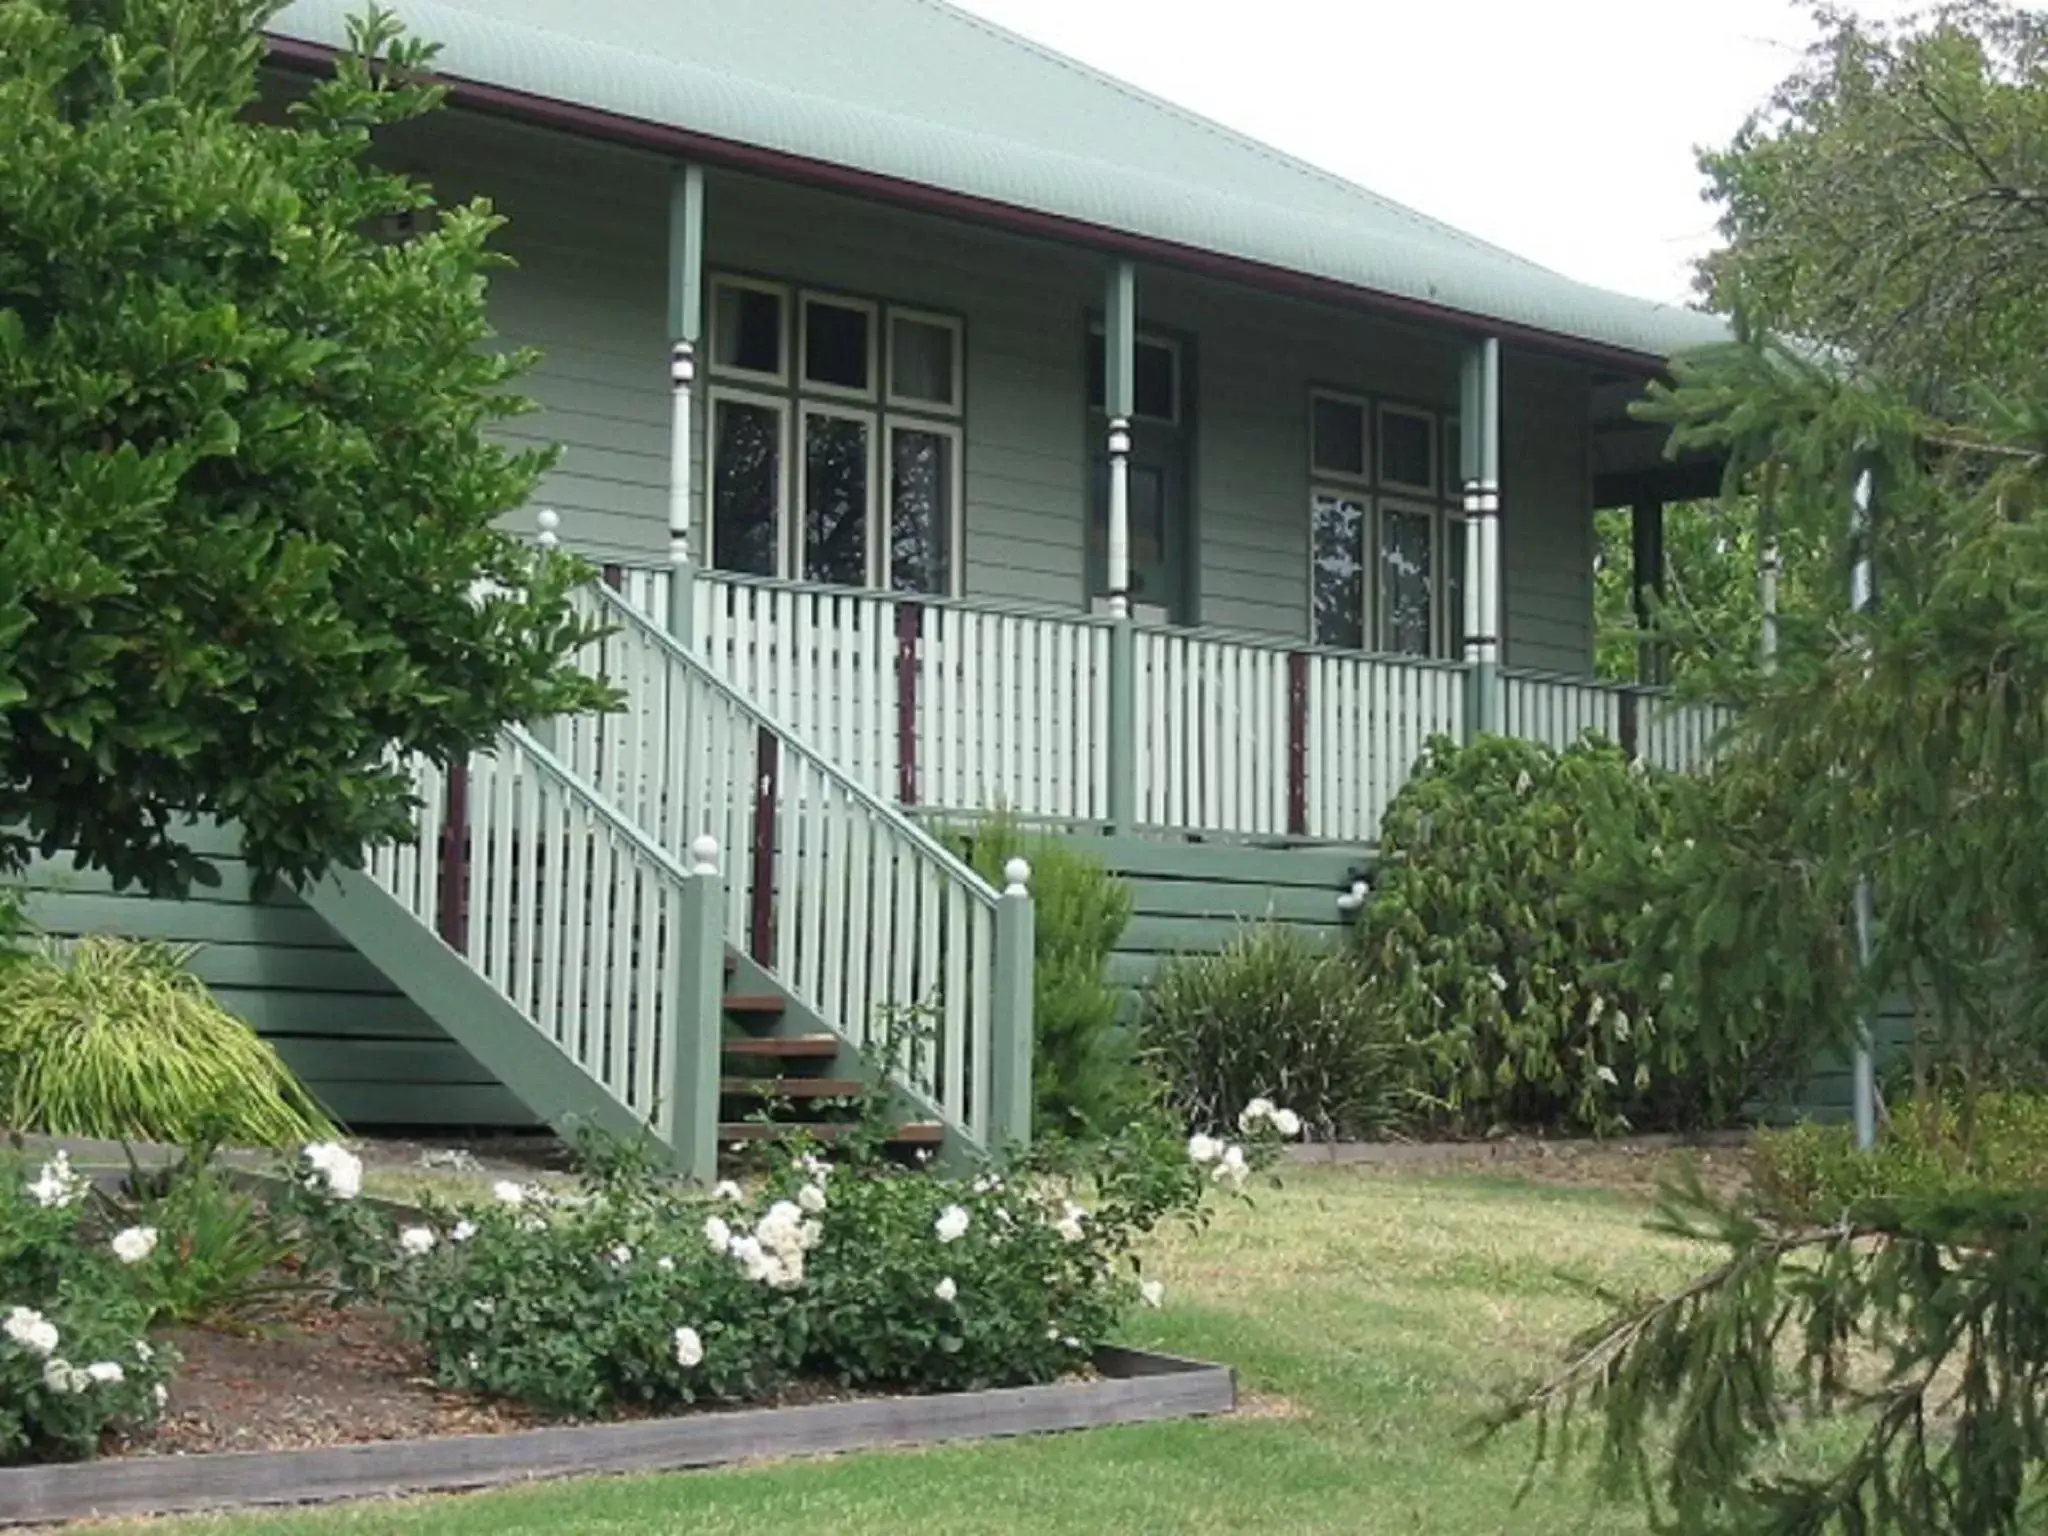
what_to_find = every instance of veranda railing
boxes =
[1501,669,1733,773]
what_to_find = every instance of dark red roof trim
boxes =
[264,34,1669,375]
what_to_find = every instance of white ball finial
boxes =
[1002,857,1031,897]
[536,507,560,549]
[690,834,719,875]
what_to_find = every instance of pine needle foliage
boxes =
[0,936,334,1147]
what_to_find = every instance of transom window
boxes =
[706,276,963,595]
[1309,391,1468,659]
[1085,330,1181,424]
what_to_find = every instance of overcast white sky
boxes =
[952,0,1917,306]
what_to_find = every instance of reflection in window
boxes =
[803,413,871,586]
[1312,491,1367,650]
[1378,507,1434,657]
[890,315,958,409]
[890,427,954,594]
[712,399,782,576]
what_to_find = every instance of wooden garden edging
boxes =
[0,1348,1234,1526]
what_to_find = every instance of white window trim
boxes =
[708,275,790,387]
[706,385,791,578]
[1377,403,1439,497]
[1308,484,1373,652]
[887,417,966,598]
[885,307,965,416]
[799,290,879,402]
[1375,495,1441,657]
[1308,390,1372,487]
[798,401,881,587]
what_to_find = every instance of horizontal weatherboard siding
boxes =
[18,830,534,1131]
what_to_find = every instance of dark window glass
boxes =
[1311,491,1367,650]
[1087,333,1177,421]
[890,428,954,594]
[804,299,871,392]
[1380,408,1436,490]
[1312,396,1367,478]
[1444,417,1464,494]
[803,413,870,586]
[711,400,781,575]
[1378,507,1434,656]
[714,284,782,376]
[1133,341,1176,421]
[890,316,957,408]
[1445,517,1468,660]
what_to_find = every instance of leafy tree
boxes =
[0,0,609,898]
[1495,7,2048,1530]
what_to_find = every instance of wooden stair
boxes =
[716,964,945,1156]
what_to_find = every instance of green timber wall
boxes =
[1061,835,1368,994]
[16,823,533,1130]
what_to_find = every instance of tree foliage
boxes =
[0,0,610,897]
[1500,7,2048,1529]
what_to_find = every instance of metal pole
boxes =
[1472,338,1504,735]
[1459,344,1485,741]
[1104,260,1138,830]
[1759,506,1780,673]
[1850,462,1878,1150]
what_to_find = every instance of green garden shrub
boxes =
[1140,923,1414,1140]
[957,815,1150,1138]
[1751,1093,2048,1221]
[0,937,334,1147]
[1357,733,1787,1135]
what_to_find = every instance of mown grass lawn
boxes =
[118,1164,1730,1535]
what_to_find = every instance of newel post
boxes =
[668,834,725,1184]
[989,857,1036,1153]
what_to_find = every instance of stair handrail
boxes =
[583,579,1003,912]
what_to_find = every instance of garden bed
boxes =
[0,1345,1232,1526]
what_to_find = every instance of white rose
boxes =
[1140,1279,1165,1309]
[703,1215,732,1252]
[673,1326,704,1368]
[111,1226,159,1265]
[1268,1108,1302,1139]
[712,1180,744,1202]
[1237,1098,1275,1133]
[798,1182,828,1214]
[492,1179,526,1206]
[934,1276,958,1303]
[1186,1134,1220,1165]
[934,1205,970,1243]
[451,1220,478,1243]
[398,1226,437,1257]
[4,1307,59,1358]
[86,1360,125,1385]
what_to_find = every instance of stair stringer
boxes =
[301,864,657,1152]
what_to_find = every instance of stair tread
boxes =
[722,1035,842,1060]
[720,1120,945,1145]
[724,994,787,1016]
[720,1077,866,1099]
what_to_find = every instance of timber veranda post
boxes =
[665,163,704,648]
[667,834,725,1184]
[989,857,1036,1151]
[1103,259,1139,832]
[1459,337,1504,741]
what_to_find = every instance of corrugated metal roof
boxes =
[268,0,1729,363]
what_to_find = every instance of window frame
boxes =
[1308,482,1373,652]
[885,416,966,596]
[796,399,882,587]
[885,307,965,416]
[707,274,791,387]
[799,290,880,403]
[1308,390,1372,487]
[1376,402,1440,498]
[1373,494,1441,658]
[1086,324,1184,426]
[705,384,793,580]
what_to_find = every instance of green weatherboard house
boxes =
[23,0,1743,1173]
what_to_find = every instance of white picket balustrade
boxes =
[1133,629,1291,836]
[361,731,698,1142]
[1301,649,1468,843]
[1501,670,1626,750]
[563,579,1006,1146]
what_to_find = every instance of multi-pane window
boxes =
[706,275,963,595]
[1309,390,1469,658]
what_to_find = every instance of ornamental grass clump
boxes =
[0,937,334,1148]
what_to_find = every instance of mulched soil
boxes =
[110,1301,536,1458]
